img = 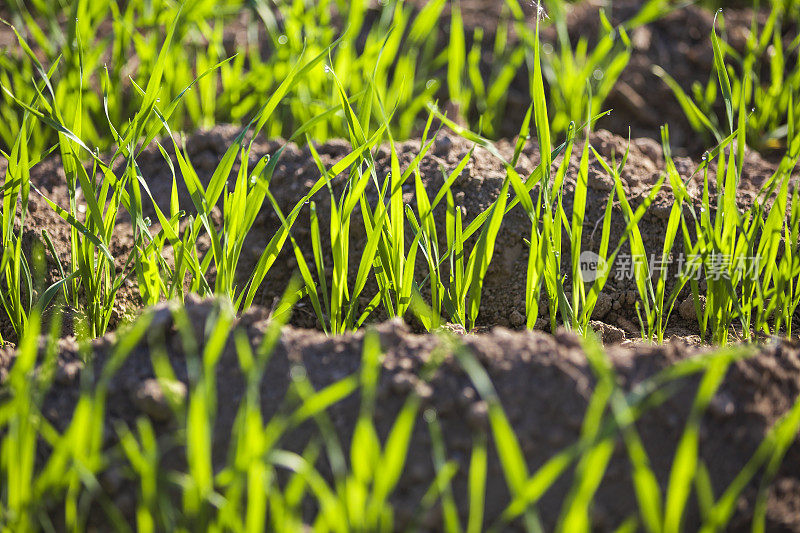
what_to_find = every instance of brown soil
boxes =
[1,297,799,530]
[3,2,800,530]
[3,125,797,344]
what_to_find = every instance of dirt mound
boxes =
[3,126,794,343]
[93,125,800,334]
[2,297,799,530]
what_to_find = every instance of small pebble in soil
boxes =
[590,321,626,344]
[509,309,526,328]
[433,135,453,156]
[592,292,612,320]
[679,295,706,322]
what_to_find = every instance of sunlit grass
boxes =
[1,0,800,530]
[655,5,800,151]
[5,297,800,530]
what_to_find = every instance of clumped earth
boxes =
[132,125,795,336]
[2,2,800,530]
[2,123,793,343]
[2,297,800,530]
